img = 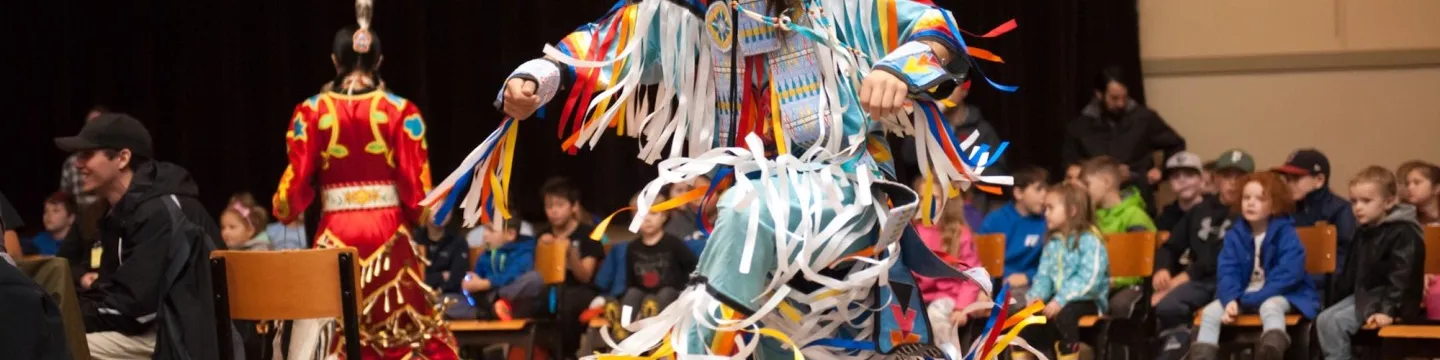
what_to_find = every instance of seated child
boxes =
[622,196,698,325]
[1081,156,1155,295]
[979,166,1050,302]
[423,219,469,298]
[1190,172,1319,360]
[912,183,982,354]
[1317,166,1426,360]
[460,217,541,320]
[1398,162,1440,320]
[219,201,271,251]
[27,192,79,256]
[1155,152,1206,232]
[1020,183,1110,360]
[1273,149,1356,284]
[1082,156,1157,233]
[1398,161,1439,225]
[1065,162,1085,188]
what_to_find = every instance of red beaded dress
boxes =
[273,88,459,359]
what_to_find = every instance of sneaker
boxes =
[1187,343,1218,360]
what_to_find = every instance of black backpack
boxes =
[0,258,72,360]
[152,195,244,360]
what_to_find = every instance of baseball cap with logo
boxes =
[54,113,154,158]
[1273,149,1329,178]
[1164,151,1203,178]
[1213,149,1256,173]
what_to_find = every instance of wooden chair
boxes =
[1078,231,1157,360]
[1155,231,1170,249]
[1195,223,1336,359]
[972,233,1006,281]
[1375,225,1440,359]
[210,248,363,360]
[449,238,569,360]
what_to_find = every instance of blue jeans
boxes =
[1317,295,1359,360]
[1196,296,1291,345]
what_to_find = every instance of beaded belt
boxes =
[322,183,400,212]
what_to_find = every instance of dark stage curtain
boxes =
[1,0,1141,228]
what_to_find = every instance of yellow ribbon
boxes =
[919,173,934,226]
[984,315,1046,359]
[596,333,676,360]
[590,184,710,240]
[756,328,805,360]
[1003,301,1045,330]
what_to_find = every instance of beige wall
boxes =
[1145,67,1440,191]
[1138,0,1440,191]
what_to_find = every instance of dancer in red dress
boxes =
[271,1,458,358]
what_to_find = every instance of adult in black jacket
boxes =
[56,113,234,359]
[1317,169,1426,359]
[1062,67,1185,215]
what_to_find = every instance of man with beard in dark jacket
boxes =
[1150,149,1254,358]
[1062,67,1186,216]
[55,113,233,359]
[1317,166,1425,360]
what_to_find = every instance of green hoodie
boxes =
[1094,186,1155,287]
[1095,186,1156,234]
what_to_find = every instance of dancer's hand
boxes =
[858,70,909,130]
[502,77,542,120]
[1221,301,1239,324]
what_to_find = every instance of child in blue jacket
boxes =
[979,166,1050,301]
[1191,173,1319,360]
[461,217,542,319]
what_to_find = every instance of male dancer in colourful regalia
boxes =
[429,0,1034,358]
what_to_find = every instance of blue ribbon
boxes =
[806,338,875,352]
[549,287,558,313]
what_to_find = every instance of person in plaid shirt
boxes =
[61,107,108,204]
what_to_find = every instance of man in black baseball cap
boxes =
[53,113,236,359]
[1272,148,1356,292]
[54,114,155,206]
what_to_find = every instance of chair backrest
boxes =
[1156,231,1171,249]
[535,238,569,285]
[469,247,485,272]
[972,233,1006,278]
[1424,226,1440,274]
[1295,223,1338,275]
[211,248,360,320]
[1103,231,1157,277]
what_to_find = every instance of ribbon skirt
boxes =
[308,208,460,360]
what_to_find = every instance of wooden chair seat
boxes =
[1377,325,1440,339]
[449,319,531,332]
[1190,313,1301,327]
[1079,315,1102,328]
